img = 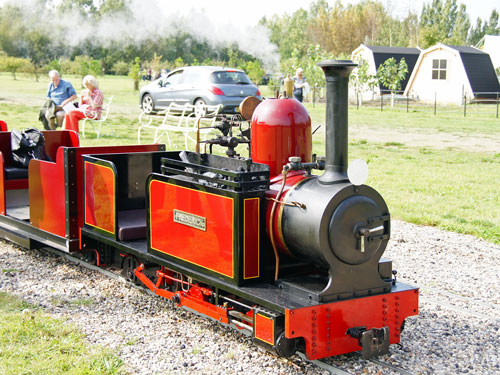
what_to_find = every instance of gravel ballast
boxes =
[0,220,499,375]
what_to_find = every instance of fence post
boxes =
[406,95,409,113]
[496,92,499,119]
[434,92,437,115]
[380,93,383,111]
[464,93,467,118]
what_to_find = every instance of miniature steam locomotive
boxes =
[0,61,418,360]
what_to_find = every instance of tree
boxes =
[73,55,101,78]
[112,61,129,75]
[484,9,500,35]
[419,0,473,48]
[128,57,141,92]
[376,57,408,107]
[0,56,29,80]
[468,9,499,46]
[144,53,163,78]
[57,0,98,18]
[245,60,265,85]
[350,57,377,105]
[449,4,470,45]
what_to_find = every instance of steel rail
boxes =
[369,358,414,375]
[296,353,354,375]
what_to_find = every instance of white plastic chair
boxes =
[81,96,114,138]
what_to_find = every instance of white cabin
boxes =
[404,44,500,104]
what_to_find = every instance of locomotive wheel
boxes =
[82,249,97,265]
[194,98,207,116]
[275,331,298,358]
[121,256,139,284]
[141,94,155,114]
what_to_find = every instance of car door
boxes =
[180,68,207,105]
[155,70,184,108]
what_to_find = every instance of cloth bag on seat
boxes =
[11,128,51,168]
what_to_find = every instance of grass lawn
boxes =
[0,292,123,375]
[0,73,499,244]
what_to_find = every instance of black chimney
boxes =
[317,60,357,184]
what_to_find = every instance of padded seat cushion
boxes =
[4,166,28,180]
[118,209,146,241]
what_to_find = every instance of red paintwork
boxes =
[251,98,312,178]
[29,149,67,236]
[243,198,259,279]
[135,264,229,324]
[149,180,234,278]
[0,131,78,218]
[0,152,5,215]
[30,144,162,240]
[255,313,274,345]
[84,162,115,234]
[265,171,310,255]
[0,121,7,131]
[285,288,419,360]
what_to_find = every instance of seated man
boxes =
[40,70,77,130]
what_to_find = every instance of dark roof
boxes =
[365,45,421,92]
[365,45,421,55]
[445,46,500,95]
[445,45,485,54]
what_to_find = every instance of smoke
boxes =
[3,0,279,70]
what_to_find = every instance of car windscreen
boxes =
[209,71,252,85]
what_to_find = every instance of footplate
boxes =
[348,326,390,359]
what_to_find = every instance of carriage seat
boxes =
[117,209,146,241]
[4,166,29,180]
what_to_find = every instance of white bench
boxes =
[137,103,222,149]
[81,96,114,138]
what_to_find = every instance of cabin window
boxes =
[432,59,447,80]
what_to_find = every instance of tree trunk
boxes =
[391,91,395,107]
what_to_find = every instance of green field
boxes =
[0,292,123,375]
[0,73,499,244]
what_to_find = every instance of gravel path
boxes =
[1,220,499,375]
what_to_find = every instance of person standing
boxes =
[292,68,309,103]
[42,70,77,129]
[64,75,104,133]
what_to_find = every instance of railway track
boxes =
[35,245,499,375]
[42,246,420,375]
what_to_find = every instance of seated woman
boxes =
[64,75,104,133]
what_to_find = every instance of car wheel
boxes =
[142,94,155,114]
[194,99,207,117]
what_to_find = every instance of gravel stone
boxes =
[0,220,499,374]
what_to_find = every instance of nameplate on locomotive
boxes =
[173,209,206,231]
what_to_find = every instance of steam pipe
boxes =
[317,60,357,184]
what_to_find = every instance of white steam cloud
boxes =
[6,0,279,70]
